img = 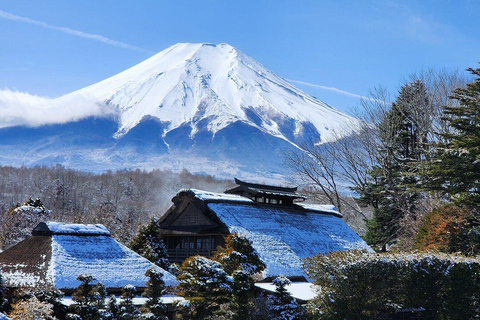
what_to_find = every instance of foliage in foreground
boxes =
[129,217,170,270]
[268,276,305,320]
[9,288,63,320]
[176,256,233,320]
[65,270,168,320]
[415,204,480,255]
[213,233,266,320]
[304,250,480,320]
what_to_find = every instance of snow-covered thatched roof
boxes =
[161,188,372,279]
[0,222,177,292]
[208,202,370,278]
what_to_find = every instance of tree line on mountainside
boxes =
[288,66,480,255]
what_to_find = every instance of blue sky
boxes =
[1,1,479,114]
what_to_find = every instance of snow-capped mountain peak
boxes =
[0,43,362,180]
[68,42,358,145]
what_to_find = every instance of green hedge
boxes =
[304,251,480,320]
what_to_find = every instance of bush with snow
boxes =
[118,284,141,320]
[176,256,233,319]
[304,250,480,319]
[212,233,265,276]
[1,197,50,249]
[66,274,109,320]
[9,296,54,320]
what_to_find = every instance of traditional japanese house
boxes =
[158,178,371,280]
[0,222,182,318]
[0,222,178,294]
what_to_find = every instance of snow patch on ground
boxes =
[255,282,320,301]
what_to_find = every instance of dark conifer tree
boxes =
[427,67,480,207]
[129,217,169,270]
[108,295,120,320]
[362,81,429,250]
[422,67,480,254]
[141,268,168,320]
[268,276,304,320]
[118,285,141,320]
[67,274,107,320]
[212,233,266,319]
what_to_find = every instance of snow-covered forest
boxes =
[0,166,232,248]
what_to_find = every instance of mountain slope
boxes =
[0,43,360,181]
[68,43,358,145]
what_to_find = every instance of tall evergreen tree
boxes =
[361,81,429,250]
[422,67,480,254]
[427,67,480,207]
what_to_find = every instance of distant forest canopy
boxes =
[0,165,233,248]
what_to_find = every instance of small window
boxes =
[257,197,264,203]
[270,199,278,204]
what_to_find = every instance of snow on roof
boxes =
[0,313,10,320]
[188,189,253,203]
[295,203,339,215]
[207,203,372,278]
[51,235,177,289]
[34,222,111,236]
[255,282,320,302]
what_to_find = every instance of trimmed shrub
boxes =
[304,250,480,320]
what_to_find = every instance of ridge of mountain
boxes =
[66,42,358,146]
[0,43,360,182]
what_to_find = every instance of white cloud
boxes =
[0,89,116,129]
[0,10,152,53]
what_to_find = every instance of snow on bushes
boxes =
[176,256,233,319]
[304,250,480,319]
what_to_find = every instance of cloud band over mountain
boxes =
[0,89,114,129]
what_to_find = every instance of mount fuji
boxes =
[0,43,360,182]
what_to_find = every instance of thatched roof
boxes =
[0,222,177,292]
[161,189,371,279]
